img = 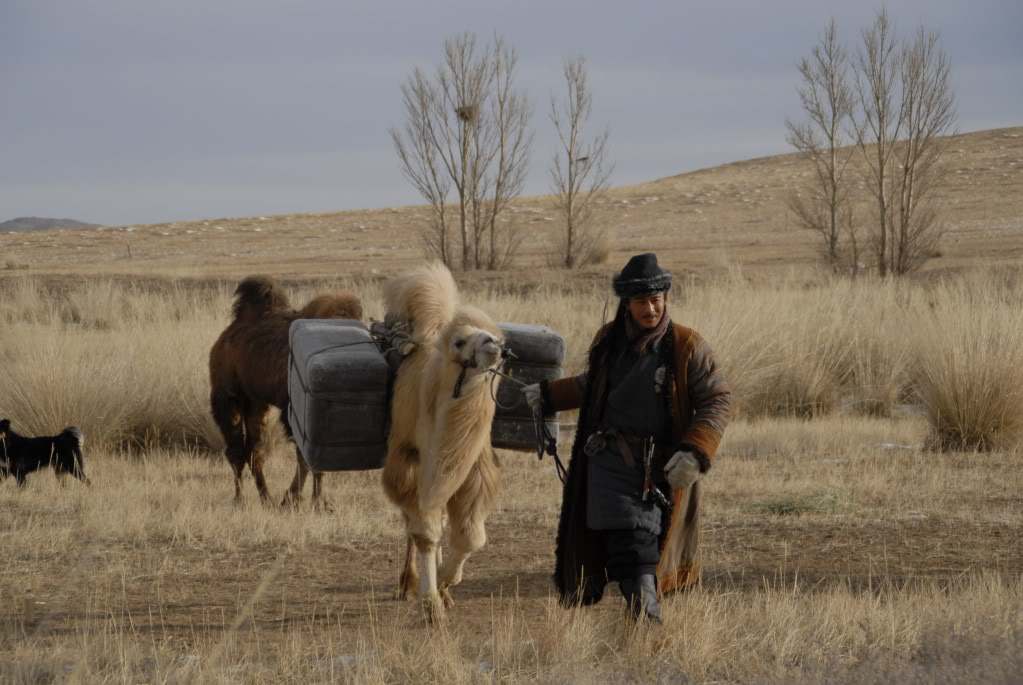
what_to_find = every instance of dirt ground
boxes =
[10,510,1020,649]
[3,421,1020,675]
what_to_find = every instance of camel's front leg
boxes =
[397,529,418,601]
[438,454,499,608]
[410,509,445,623]
[281,447,309,508]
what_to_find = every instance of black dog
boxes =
[0,419,88,486]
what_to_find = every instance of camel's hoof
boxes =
[311,498,335,514]
[422,596,446,625]
[440,587,455,609]
[395,581,417,602]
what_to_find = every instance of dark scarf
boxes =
[620,299,671,354]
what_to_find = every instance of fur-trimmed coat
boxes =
[541,321,731,602]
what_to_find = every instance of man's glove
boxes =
[521,383,543,413]
[664,451,702,490]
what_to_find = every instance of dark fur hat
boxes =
[612,253,672,298]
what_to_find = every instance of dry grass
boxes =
[2,271,1022,450]
[911,278,1023,450]
[1,415,1020,683]
[2,270,1022,682]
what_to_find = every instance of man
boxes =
[523,253,731,622]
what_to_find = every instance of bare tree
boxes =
[888,26,957,274]
[391,33,532,270]
[786,19,859,275]
[474,38,532,270]
[392,68,453,264]
[549,57,613,269]
[853,9,956,276]
[853,8,902,276]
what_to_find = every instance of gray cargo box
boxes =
[288,319,389,471]
[492,323,566,452]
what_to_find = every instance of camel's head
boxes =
[441,307,505,380]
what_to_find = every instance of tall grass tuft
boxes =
[910,277,1023,451]
[2,272,1021,452]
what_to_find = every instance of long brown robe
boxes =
[542,321,731,602]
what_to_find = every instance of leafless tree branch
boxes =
[549,57,614,268]
[391,33,532,270]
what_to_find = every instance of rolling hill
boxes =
[1,126,1020,283]
[0,217,101,232]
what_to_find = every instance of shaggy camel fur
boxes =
[209,276,362,508]
[381,263,505,622]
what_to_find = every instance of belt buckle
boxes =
[583,432,606,457]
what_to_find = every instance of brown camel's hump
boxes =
[231,275,291,323]
[299,292,363,320]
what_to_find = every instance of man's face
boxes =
[628,292,666,330]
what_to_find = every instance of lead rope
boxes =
[486,359,567,485]
[533,404,567,484]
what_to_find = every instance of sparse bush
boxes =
[910,277,1023,451]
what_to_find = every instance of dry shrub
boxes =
[1,272,1019,449]
[0,281,233,450]
[841,279,913,416]
[0,326,134,445]
[685,274,852,417]
[910,276,1023,451]
[581,228,612,266]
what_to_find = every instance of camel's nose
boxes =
[480,337,501,363]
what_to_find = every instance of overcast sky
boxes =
[2,0,1020,226]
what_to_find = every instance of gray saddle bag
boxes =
[287,319,565,471]
[287,319,389,471]
[491,323,565,451]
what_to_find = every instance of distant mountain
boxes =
[0,217,101,232]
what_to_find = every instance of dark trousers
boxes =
[604,529,660,581]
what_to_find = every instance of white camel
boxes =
[381,263,504,622]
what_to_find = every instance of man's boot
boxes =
[620,574,662,623]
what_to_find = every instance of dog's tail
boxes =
[60,427,89,484]
[231,275,291,323]
[299,292,363,320]
[383,263,458,342]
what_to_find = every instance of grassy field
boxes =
[1,272,1022,683]
[2,126,1022,682]
[1,420,1021,683]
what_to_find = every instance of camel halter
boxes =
[452,358,476,399]
[451,336,510,400]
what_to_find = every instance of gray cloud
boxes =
[2,0,1020,225]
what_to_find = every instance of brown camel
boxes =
[209,275,362,508]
